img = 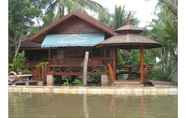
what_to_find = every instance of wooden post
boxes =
[83,51,89,86]
[107,64,115,81]
[112,48,117,81]
[140,47,144,83]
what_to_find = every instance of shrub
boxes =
[9,51,30,73]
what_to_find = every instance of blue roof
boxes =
[41,33,105,48]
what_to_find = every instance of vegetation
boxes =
[53,76,83,86]
[9,0,43,61]
[148,0,177,82]
[9,51,30,73]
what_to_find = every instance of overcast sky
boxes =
[92,0,158,27]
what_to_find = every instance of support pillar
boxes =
[83,51,89,86]
[140,47,144,83]
[112,48,117,81]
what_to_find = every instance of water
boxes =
[9,93,177,118]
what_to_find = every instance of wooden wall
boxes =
[49,16,103,34]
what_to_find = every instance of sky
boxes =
[92,0,158,27]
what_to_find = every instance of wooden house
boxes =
[20,11,117,82]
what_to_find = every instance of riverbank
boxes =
[8,86,177,95]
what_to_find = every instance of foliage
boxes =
[148,0,177,81]
[53,76,63,85]
[9,51,29,73]
[88,70,103,84]
[98,8,112,27]
[42,0,108,26]
[117,49,125,65]
[72,78,83,85]
[9,0,44,61]
[112,6,139,29]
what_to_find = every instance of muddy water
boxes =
[9,93,177,118]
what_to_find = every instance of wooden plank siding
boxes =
[49,16,102,34]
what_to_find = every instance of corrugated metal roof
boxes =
[41,33,105,48]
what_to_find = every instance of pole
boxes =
[112,48,117,81]
[140,47,144,83]
[83,51,89,86]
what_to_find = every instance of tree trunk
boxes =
[14,38,21,58]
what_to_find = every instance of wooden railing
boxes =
[117,64,153,80]
[47,57,112,77]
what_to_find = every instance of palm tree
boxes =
[149,0,177,81]
[43,0,107,26]
[113,6,139,29]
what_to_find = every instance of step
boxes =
[112,80,143,87]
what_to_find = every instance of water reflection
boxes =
[140,96,145,118]
[109,95,116,118]
[9,93,177,118]
[83,94,89,118]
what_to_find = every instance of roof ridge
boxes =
[30,11,115,42]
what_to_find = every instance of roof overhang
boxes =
[98,34,161,49]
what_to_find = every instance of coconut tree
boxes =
[113,6,139,29]
[149,0,177,81]
[43,0,107,26]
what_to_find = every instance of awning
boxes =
[41,33,105,48]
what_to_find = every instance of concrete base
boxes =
[46,75,53,86]
[101,74,109,86]
[8,86,177,96]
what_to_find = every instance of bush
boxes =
[9,51,30,73]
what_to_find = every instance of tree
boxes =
[42,0,107,26]
[113,6,139,29]
[149,0,177,81]
[9,0,44,61]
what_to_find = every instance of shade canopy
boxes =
[99,34,161,49]
[115,24,144,34]
[41,33,105,48]
[99,24,161,49]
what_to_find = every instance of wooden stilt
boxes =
[83,51,89,86]
[140,47,144,83]
[107,64,115,81]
